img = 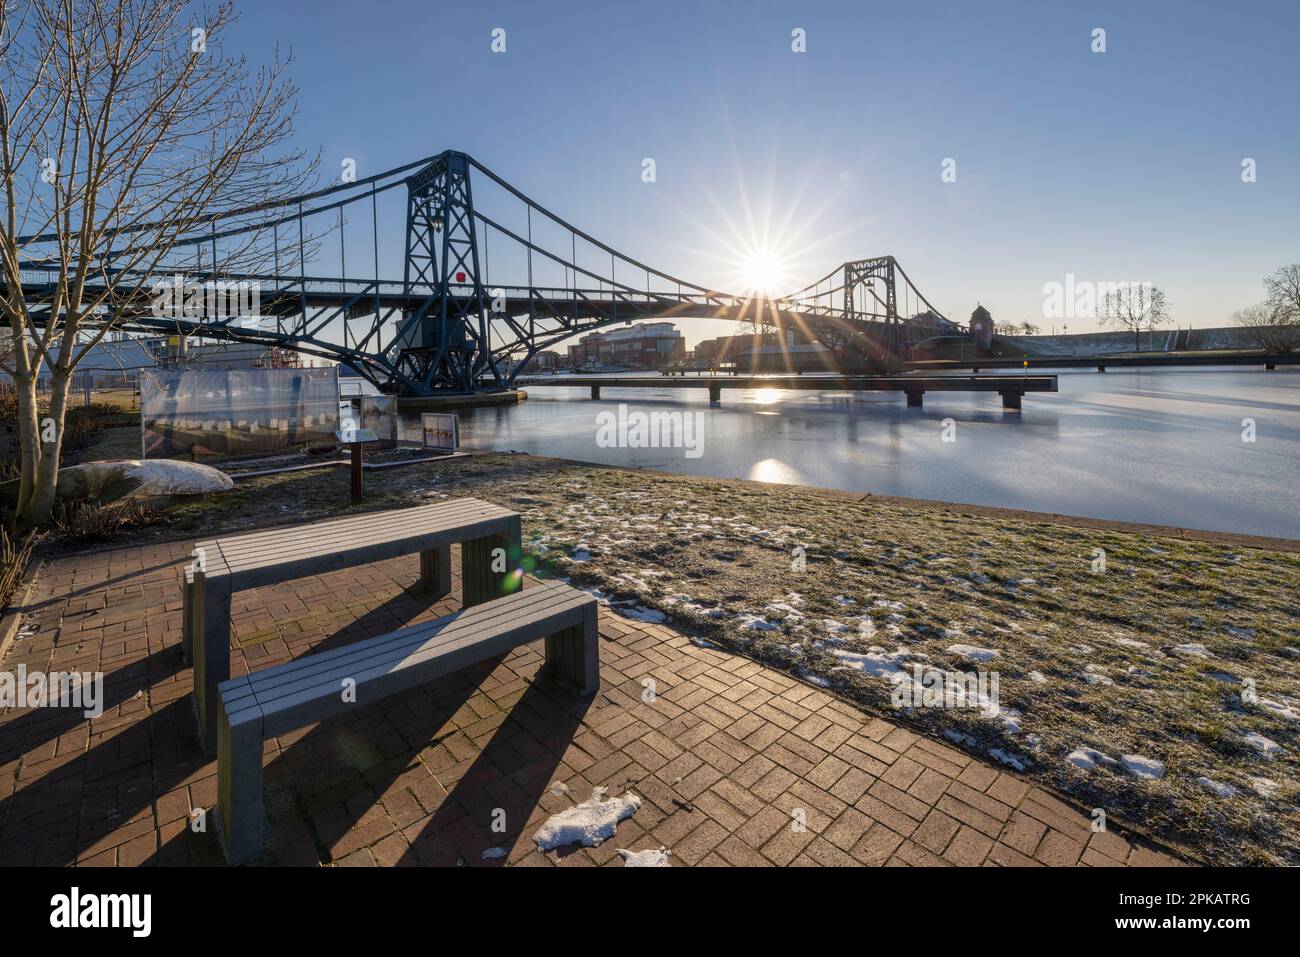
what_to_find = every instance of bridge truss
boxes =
[10,150,962,395]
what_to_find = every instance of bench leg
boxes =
[193,580,232,753]
[419,544,452,598]
[461,519,522,607]
[181,568,195,665]
[544,604,600,696]
[217,702,265,865]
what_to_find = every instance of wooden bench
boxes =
[216,579,598,863]
[184,498,521,752]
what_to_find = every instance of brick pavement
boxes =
[0,538,1185,867]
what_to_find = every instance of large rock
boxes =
[0,459,234,508]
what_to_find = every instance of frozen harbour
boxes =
[406,366,1300,540]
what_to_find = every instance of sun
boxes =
[741,250,787,297]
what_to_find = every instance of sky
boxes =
[224,0,1299,348]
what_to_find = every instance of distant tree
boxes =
[1232,302,1297,353]
[995,322,1020,336]
[1098,284,1168,352]
[1019,321,1040,336]
[1264,263,1300,324]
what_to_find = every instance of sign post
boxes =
[335,427,378,504]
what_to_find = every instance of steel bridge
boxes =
[10,150,962,396]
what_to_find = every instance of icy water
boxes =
[392,367,1300,540]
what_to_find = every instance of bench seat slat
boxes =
[201,499,509,559]
[239,582,579,693]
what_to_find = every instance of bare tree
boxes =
[1098,283,1168,352]
[1264,263,1300,323]
[1233,263,1300,354]
[1019,321,1040,336]
[0,0,314,528]
[1232,302,1297,354]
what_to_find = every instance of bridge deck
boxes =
[519,374,1057,410]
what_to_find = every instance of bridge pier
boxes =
[590,385,601,400]
[1097,364,1106,372]
[708,385,722,404]
[905,390,924,408]
[1266,359,1276,371]
[999,390,1023,411]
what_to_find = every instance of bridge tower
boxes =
[840,256,900,366]
[396,151,504,392]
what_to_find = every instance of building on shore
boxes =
[692,329,835,372]
[565,322,684,370]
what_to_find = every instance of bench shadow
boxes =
[395,671,592,867]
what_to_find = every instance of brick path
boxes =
[0,538,1184,867]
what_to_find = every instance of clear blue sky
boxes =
[227,0,1299,346]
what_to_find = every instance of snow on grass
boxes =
[1256,698,1300,722]
[827,645,910,682]
[618,847,671,867]
[989,748,1030,771]
[1243,732,1283,758]
[737,614,781,632]
[1028,671,1048,684]
[1082,666,1115,686]
[942,729,978,748]
[617,604,667,624]
[1173,643,1212,658]
[1119,754,1166,779]
[833,595,855,606]
[946,644,1000,663]
[1067,747,1119,771]
[1112,636,1150,649]
[533,788,642,851]
[569,546,594,562]
[1250,777,1280,798]
[1197,777,1238,798]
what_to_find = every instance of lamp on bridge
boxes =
[431,213,444,232]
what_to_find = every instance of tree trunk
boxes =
[16,371,69,530]
[13,374,42,521]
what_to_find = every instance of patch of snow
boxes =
[1112,637,1150,649]
[943,730,978,747]
[533,788,642,851]
[1250,777,1279,798]
[989,748,1030,771]
[1067,747,1119,771]
[798,671,832,688]
[569,546,594,562]
[1082,666,1114,686]
[1119,754,1166,779]
[618,847,671,867]
[688,636,720,649]
[737,614,781,632]
[1173,643,1211,658]
[481,846,507,860]
[1028,671,1048,684]
[947,644,999,663]
[828,646,910,682]
[1243,732,1282,758]
[1222,625,1255,639]
[1196,777,1237,798]
[618,604,667,624]
[833,595,855,606]
[1256,698,1300,722]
